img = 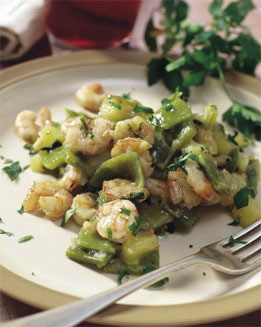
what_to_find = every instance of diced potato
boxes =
[30,154,45,173]
[121,231,159,266]
[33,124,64,150]
[99,95,136,121]
[213,124,235,155]
[233,197,261,228]
[220,173,246,207]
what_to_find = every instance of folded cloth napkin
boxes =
[0,0,45,60]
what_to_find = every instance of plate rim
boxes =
[0,49,260,326]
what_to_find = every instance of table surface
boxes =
[1,1,261,326]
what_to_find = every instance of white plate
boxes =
[0,50,260,326]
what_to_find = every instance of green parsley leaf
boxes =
[80,116,89,137]
[223,102,261,140]
[0,228,14,237]
[23,143,39,155]
[120,208,131,216]
[223,0,254,25]
[167,152,198,171]
[227,218,240,226]
[88,193,98,201]
[89,215,97,222]
[117,270,129,285]
[183,70,206,88]
[128,216,142,236]
[2,161,22,181]
[144,18,157,51]
[18,235,34,243]
[208,0,224,18]
[61,204,76,227]
[233,187,249,209]
[0,155,4,160]
[107,227,112,240]
[122,92,131,100]
[0,217,3,223]
[228,235,247,245]
[23,165,30,171]
[134,104,153,114]
[32,272,35,276]
[128,125,143,139]
[109,101,121,110]
[4,159,13,164]
[164,104,175,112]
[17,205,24,215]
[143,266,169,288]
[130,192,145,202]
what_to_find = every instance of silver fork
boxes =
[2,220,260,327]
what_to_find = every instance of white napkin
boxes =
[0,0,45,60]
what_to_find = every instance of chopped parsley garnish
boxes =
[227,218,240,226]
[61,204,76,227]
[161,98,172,105]
[65,108,89,118]
[88,193,98,201]
[228,235,247,245]
[107,227,112,240]
[120,208,131,216]
[0,228,14,237]
[167,152,198,172]
[4,159,13,164]
[143,266,169,288]
[18,235,34,243]
[128,216,142,236]
[2,161,22,181]
[129,192,145,202]
[23,165,30,171]
[128,125,143,138]
[90,133,95,139]
[148,116,159,127]
[122,92,131,100]
[164,104,175,111]
[80,116,89,137]
[117,270,130,285]
[134,104,153,114]
[0,155,4,160]
[110,101,122,110]
[0,217,3,223]
[233,187,249,209]
[17,205,24,215]
[23,143,38,155]
[89,215,97,222]
[32,272,35,276]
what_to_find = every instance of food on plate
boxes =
[14,82,261,276]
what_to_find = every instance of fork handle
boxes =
[2,253,206,327]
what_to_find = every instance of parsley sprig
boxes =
[145,0,261,140]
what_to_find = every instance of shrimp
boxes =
[60,165,88,191]
[15,110,40,143]
[72,193,97,226]
[113,116,154,145]
[75,82,105,112]
[96,199,138,243]
[185,159,218,202]
[23,181,73,220]
[83,219,98,234]
[62,116,113,156]
[168,169,201,209]
[38,107,52,128]
[102,179,149,202]
[145,178,169,204]
[111,137,154,177]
